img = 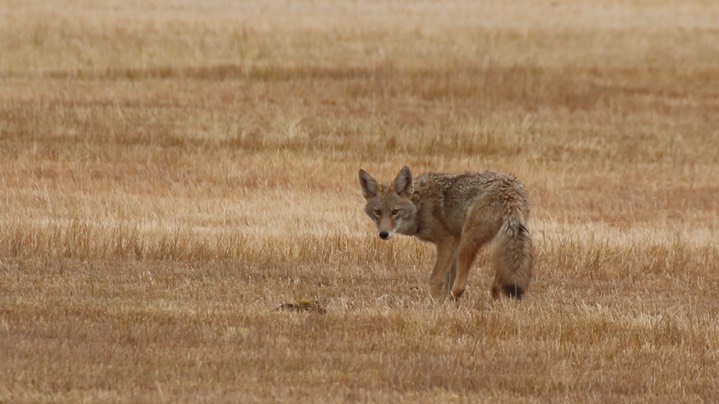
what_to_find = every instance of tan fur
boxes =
[359,166,533,300]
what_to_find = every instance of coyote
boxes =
[359,166,532,300]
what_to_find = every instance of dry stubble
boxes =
[1,0,719,402]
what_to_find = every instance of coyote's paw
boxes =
[429,283,445,301]
[450,286,465,300]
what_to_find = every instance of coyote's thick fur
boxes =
[359,166,533,300]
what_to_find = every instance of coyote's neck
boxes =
[399,217,421,237]
[403,194,423,237]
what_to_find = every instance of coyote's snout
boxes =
[359,166,533,300]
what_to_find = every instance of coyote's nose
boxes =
[379,231,390,240]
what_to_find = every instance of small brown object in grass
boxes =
[277,299,326,314]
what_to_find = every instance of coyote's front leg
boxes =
[428,238,459,299]
[443,260,457,296]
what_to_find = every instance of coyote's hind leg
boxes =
[451,201,503,299]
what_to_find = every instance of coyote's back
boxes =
[359,166,533,300]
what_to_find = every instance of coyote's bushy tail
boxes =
[492,208,533,299]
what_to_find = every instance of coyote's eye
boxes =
[391,209,400,216]
[373,209,382,216]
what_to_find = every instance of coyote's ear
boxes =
[359,169,379,199]
[393,166,413,198]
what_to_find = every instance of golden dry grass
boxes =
[1,0,719,402]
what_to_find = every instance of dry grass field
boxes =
[2,0,719,402]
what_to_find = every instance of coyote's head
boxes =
[358,166,418,240]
